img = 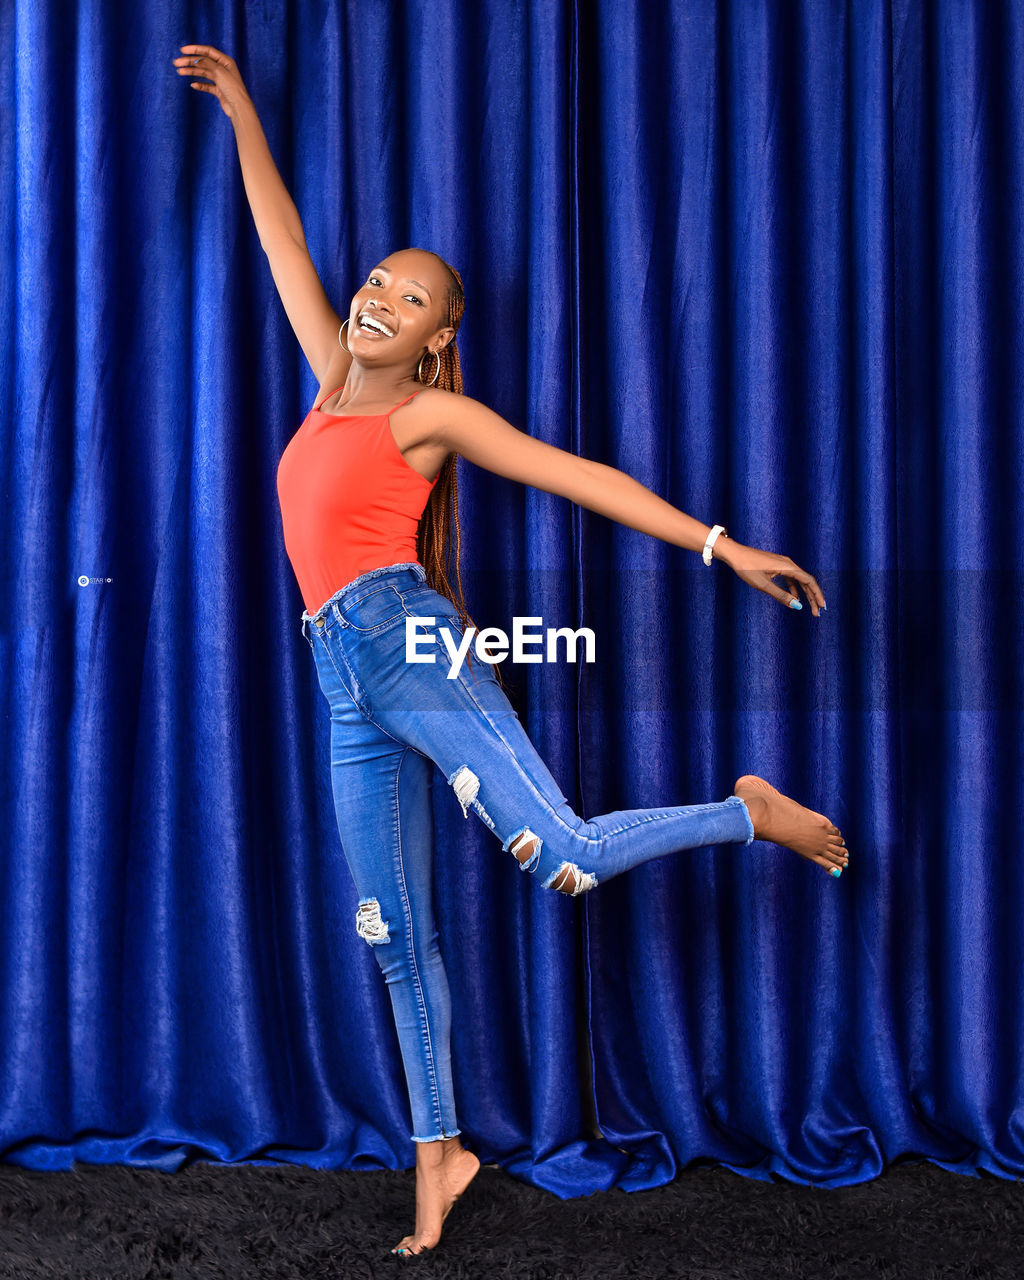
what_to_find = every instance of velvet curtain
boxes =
[1,0,1021,1195]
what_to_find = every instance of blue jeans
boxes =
[300,561,755,1143]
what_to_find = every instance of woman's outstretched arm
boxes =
[173,44,348,386]
[427,391,826,615]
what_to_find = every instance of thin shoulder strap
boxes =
[315,383,345,411]
[389,389,423,413]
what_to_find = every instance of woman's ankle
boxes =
[416,1134,462,1165]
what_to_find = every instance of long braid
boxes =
[412,253,505,691]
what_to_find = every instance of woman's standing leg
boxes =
[302,612,479,1253]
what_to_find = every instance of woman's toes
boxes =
[392,1238,429,1257]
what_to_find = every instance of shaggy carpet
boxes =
[0,1157,1020,1278]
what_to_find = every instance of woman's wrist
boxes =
[711,532,737,565]
[228,91,260,131]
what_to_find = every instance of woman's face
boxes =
[347,250,454,366]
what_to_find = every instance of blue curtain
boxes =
[1,0,1020,1195]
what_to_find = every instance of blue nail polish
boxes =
[831,867,841,877]
[821,602,827,612]
[789,599,802,610]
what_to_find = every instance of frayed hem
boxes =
[411,1128,461,1143]
[729,794,756,844]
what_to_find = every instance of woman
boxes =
[173,45,849,1258]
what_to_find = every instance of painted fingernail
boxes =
[831,867,842,877]
[822,602,827,611]
[789,599,803,610]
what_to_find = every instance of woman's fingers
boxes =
[774,565,826,615]
[727,545,827,615]
[760,572,802,610]
[178,44,235,67]
[782,576,803,607]
[173,46,239,83]
[173,45,248,118]
[787,566,826,614]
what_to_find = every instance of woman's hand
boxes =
[172,44,252,120]
[713,537,826,616]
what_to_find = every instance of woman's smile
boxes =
[355,312,396,338]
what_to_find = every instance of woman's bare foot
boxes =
[390,1134,481,1257]
[733,775,849,875]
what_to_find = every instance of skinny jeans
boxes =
[301,561,754,1143]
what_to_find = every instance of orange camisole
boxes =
[276,383,438,615]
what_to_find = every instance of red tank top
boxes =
[276,383,438,614]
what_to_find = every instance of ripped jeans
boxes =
[301,561,755,1143]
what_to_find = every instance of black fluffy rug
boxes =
[0,1158,1020,1278]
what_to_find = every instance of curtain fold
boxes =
[1,0,1020,1195]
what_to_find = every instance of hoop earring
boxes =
[417,348,441,387]
[338,318,350,351]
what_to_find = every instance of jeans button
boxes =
[315,617,325,628]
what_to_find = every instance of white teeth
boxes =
[358,314,394,337]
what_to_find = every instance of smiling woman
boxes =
[174,40,848,1261]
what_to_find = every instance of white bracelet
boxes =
[702,524,727,566]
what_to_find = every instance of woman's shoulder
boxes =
[408,384,467,423]
[402,386,493,454]
[410,385,486,417]
[412,384,463,406]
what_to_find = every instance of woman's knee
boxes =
[503,826,598,896]
[355,897,392,945]
[445,764,598,896]
[356,897,443,989]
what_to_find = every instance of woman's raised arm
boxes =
[173,44,348,386]
[429,391,826,615]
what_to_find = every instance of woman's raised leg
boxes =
[350,600,848,893]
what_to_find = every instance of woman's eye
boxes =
[365,277,422,305]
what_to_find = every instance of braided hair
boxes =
[412,251,505,691]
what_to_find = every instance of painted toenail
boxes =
[831,867,842,877]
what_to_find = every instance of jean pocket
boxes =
[340,584,408,633]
